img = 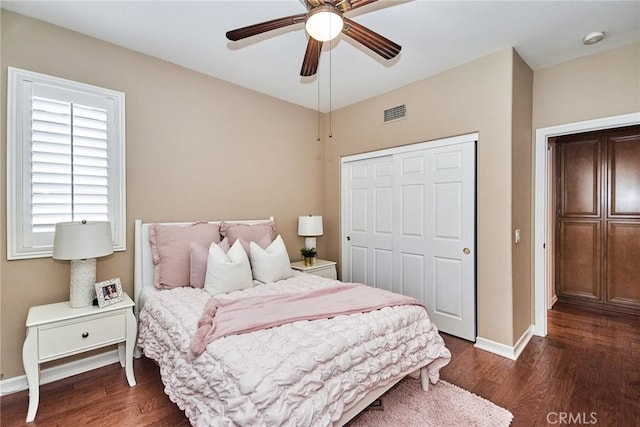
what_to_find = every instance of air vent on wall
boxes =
[384,104,406,122]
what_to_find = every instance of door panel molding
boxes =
[606,221,640,308]
[608,133,640,217]
[557,139,601,217]
[556,220,601,301]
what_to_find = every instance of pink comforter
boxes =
[190,283,423,356]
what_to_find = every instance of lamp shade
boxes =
[53,221,114,260]
[305,5,343,42]
[298,215,323,237]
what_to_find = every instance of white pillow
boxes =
[204,239,254,296]
[249,235,293,283]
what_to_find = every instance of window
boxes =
[7,67,125,259]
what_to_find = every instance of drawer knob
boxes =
[81,332,89,338]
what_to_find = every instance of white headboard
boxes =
[133,217,274,317]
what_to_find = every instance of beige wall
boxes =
[0,11,324,379]
[323,49,517,346]
[511,52,533,343]
[533,42,640,129]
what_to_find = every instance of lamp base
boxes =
[69,259,97,308]
[304,237,317,251]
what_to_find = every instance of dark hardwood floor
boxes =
[441,303,640,427]
[2,302,639,426]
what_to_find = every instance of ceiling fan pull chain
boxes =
[317,38,322,142]
[328,38,333,138]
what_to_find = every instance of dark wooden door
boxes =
[555,125,640,314]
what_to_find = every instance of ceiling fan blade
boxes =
[342,17,401,60]
[226,13,307,41]
[306,0,324,7]
[340,0,377,12]
[300,38,323,76]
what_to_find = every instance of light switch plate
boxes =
[515,228,521,244]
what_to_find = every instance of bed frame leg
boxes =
[420,367,429,391]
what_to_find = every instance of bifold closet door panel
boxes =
[342,156,394,292]
[392,142,476,341]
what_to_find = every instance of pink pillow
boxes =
[219,221,276,248]
[149,221,221,289]
[190,237,230,288]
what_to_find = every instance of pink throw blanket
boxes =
[190,283,423,357]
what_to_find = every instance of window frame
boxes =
[7,67,126,260]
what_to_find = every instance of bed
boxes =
[134,218,451,427]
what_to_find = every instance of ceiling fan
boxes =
[226,0,401,77]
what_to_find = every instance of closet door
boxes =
[342,136,477,341]
[424,143,475,340]
[393,143,475,340]
[342,155,394,291]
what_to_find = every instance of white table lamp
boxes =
[298,215,323,250]
[53,221,114,308]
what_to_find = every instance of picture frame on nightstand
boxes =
[95,277,124,307]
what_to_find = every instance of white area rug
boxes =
[349,379,513,426]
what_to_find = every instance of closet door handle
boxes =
[346,236,351,241]
[463,247,470,255]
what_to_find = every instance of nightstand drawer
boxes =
[311,267,338,279]
[38,313,126,360]
[290,259,337,280]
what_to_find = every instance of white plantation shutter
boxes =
[31,96,110,233]
[7,68,126,259]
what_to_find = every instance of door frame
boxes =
[533,112,640,336]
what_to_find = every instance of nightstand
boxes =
[22,293,137,422]
[290,259,338,280]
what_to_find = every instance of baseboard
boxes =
[0,350,120,396]
[474,325,534,360]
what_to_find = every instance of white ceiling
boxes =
[2,1,639,112]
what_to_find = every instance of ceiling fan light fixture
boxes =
[305,5,343,42]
